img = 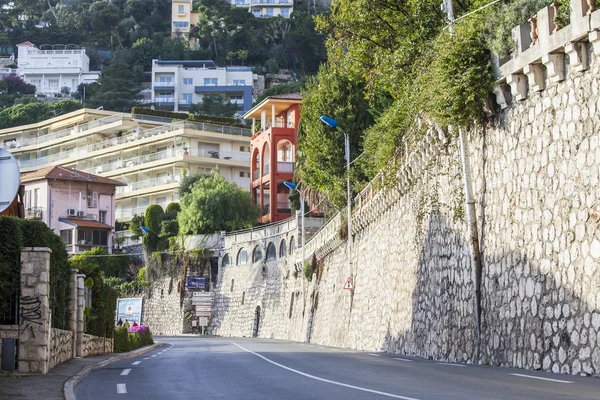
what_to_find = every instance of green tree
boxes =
[88,50,141,112]
[178,171,259,234]
[190,94,239,117]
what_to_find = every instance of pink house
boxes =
[20,165,125,254]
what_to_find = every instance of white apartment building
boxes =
[0,108,252,221]
[16,41,101,95]
[152,59,255,113]
[231,0,294,18]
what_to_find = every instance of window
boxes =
[158,76,173,85]
[279,240,287,258]
[30,79,41,87]
[87,191,98,208]
[204,78,218,86]
[48,78,59,88]
[280,8,289,17]
[233,80,245,86]
[71,79,78,89]
[237,249,248,265]
[289,236,295,254]
[99,210,107,224]
[172,21,189,29]
[223,254,231,266]
[239,171,250,178]
[60,230,73,245]
[182,93,193,104]
[265,8,273,16]
[78,230,108,246]
[266,242,276,261]
[33,188,39,208]
[182,78,193,85]
[240,146,250,152]
[156,197,167,205]
[252,246,262,262]
[178,4,184,13]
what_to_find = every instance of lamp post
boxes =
[283,181,305,270]
[319,116,352,290]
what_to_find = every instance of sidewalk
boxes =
[0,343,161,400]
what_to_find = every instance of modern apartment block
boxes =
[20,165,124,254]
[15,41,101,95]
[0,108,252,221]
[231,0,294,18]
[151,59,255,113]
[244,93,301,223]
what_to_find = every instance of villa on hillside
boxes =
[0,108,252,221]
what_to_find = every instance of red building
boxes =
[244,94,302,223]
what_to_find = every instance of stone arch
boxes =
[223,253,231,266]
[266,242,277,260]
[289,236,296,255]
[261,142,271,175]
[279,240,287,258]
[276,139,294,162]
[237,248,248,265]
[252,245,262,263]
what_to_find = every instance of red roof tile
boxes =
[16,41,36,47]
[59,218,112,229]
[269,93,302,100]
[21,166,126,186]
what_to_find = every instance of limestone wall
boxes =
[81,334,113,357]
[49,328,73,370]
[141,278,185,336]
[210,36,600,377]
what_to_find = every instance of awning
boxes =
[59,218,112,229]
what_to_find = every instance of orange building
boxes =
[244,94,302,223]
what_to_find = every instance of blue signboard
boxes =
[116,298,143,324]
[186,276,206,290]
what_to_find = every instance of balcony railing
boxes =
[24,206,44,220]
[263,163,270,176]
[277,161,293,173]
[1,114,123,150]
[253,169,260,181]
[251,0,292,4]
[117,174,183,195]
[276,202,291,213]
[261,204,270,216]
[116,206,150,220]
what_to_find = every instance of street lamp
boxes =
[283,181,305,271]
[319,116,352,290]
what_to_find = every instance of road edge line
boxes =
[63,342,163,400]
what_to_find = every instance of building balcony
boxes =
[262,163,270,176]
[117,174,183,197]
[277,161,293,173]
[251,0,293,5]
[253,169,260,181]
[20,66,86,74]
[178,101,192,110]
[24,206,44,220]
[153,85,175,91]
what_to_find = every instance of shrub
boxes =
[114,325,154,352]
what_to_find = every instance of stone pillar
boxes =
[18,247,52,374]
[69,269,78,358]
[75,274,85,358]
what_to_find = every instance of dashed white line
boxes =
[120,369,131,376]
[394,358,413,362]
[151,354,157,357]
[132,361,141,366]
[510,373,573,384]
[231,342,420,400]
[435,363,465,367]
[117,383,127,394]
[143,357,150,360]
[369,354,382,357]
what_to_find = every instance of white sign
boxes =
[192,298,213,305]
[192,320,197,327]
[193,292,214,298]
[198,317,209,327]
[196,305,212,313]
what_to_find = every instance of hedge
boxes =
[131,107,247,128]
[0,217,71,329]
[114,325,154,353]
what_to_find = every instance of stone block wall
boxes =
[49,328,73,370]
[141,277,185,336]
[210,44,600,377]
[82,334,113,357]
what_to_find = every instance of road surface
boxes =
[76,336,600,399]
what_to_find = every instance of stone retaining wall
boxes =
[49,328,72,370]
[210,42,600,377]
[82,334,113,357]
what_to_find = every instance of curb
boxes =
[63,342,163,400]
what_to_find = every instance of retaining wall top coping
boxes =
[21,247,52,253]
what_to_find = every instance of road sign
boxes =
[186,276,206,290]
[343,276,354,290]
[198,317,209,327]
[193,291,214,298]
[196,305,212,313]
[185,313,192,319]
[196,312,212,317]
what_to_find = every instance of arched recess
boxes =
[252,245,263,262]
[262,142,271,175]
[237,248,248,265]
[266,242,276,260]
[252,149,260,178]
[223,253,231,266]
[276,139,293,162]
[289,236,295,255]
[279,240,287,258]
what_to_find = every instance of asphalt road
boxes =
[75,336,600,400]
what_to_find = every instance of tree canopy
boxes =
[178,171,259,234]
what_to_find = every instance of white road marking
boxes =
[394,358,413,362]
[143,357,150,360]
[117,383,127,394]
[120,369,131,376]
[132,361,141,366]
[369,354,382,357]
[510,373,573,384]
[435,363,465,367]
[151,355,157,357]
[231,342,421,400]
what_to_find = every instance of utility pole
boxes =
[441,0,456,36]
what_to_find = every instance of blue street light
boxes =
[140,226,150,234]
[320,115,353,290]
[284,181,305,270]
